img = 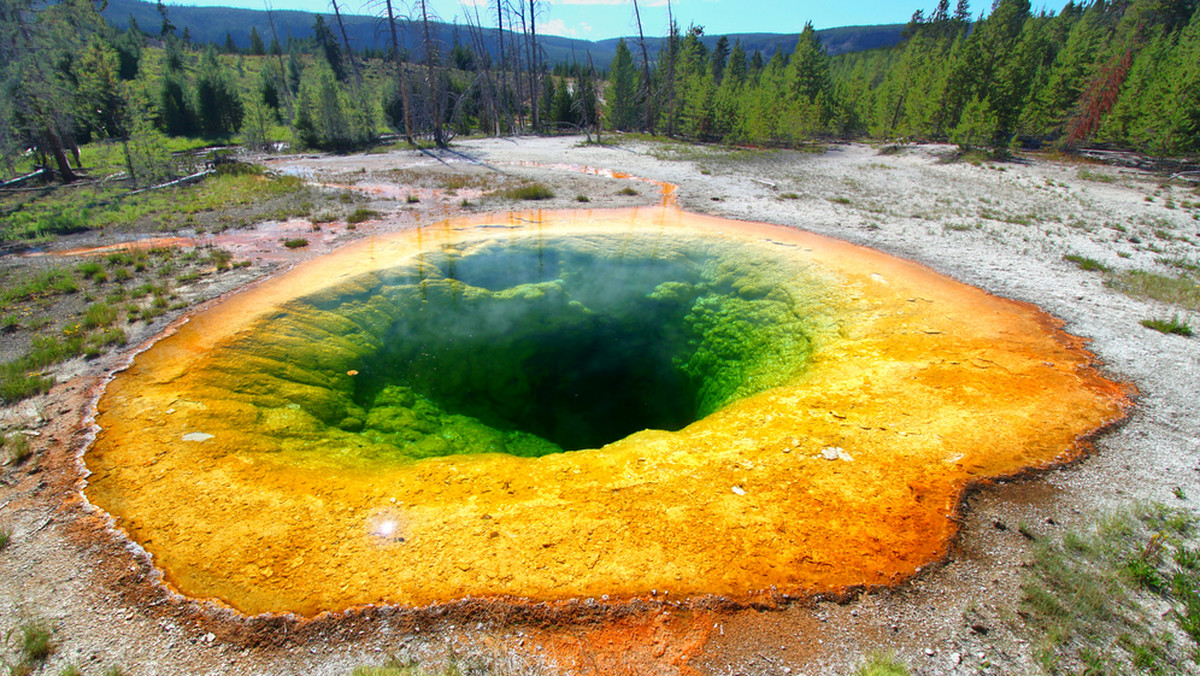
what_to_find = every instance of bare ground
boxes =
[2,135,1199,675]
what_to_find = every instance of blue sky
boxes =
[170,0,1070,39]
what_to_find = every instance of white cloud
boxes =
[541,17,594,37]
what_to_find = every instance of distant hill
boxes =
[101,0,904,67]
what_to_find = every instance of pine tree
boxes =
[606,39,637,130]
[249,26,266,56]
[194,46,244,138]
[711,35,730,84]
[312,15,346,82]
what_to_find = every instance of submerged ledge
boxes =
[85,206,1131,616]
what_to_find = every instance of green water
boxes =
[203,234,835,463]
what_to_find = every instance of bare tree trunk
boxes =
[465,6,497,135]
[588,51,601,144]
[263,0,291,113]
[45,127,77,183]
[495,0,510,133]
[330,0,362,84]
[664,0,677,137]
[632,0,654,134]
[384,0,414,144]
[528,0,540,133]
[419,0,445,147]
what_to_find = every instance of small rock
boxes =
[731,486,746,495]
[204,632,215,643]
[950,651,961,665]
[925,648,936,657]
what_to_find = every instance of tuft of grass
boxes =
[209,249,233,271]
[1141,316,1193,336]
[856,652,910,676]
[0,527,9,550]
[1078,168,1116,183]
[780,192,800,199]
[617,186,639,196]
[83,303,118,329]
[17,620,54,663]
[348,207,380,223]
[498,183,554,201]
[1064,254,1110,273]
[58,665,83,676]
[406,194,420,204]
[575,194,590,203]
[283,238,310,249]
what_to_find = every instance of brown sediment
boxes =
[82,206,1131,617]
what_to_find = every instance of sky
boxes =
[167,0,1071,40]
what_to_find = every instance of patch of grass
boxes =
[1141,316,1193,336]
[575,194,590,203]
[0,269,79,310]
[311,212,338,224]
[830,196,853,205]
[209,248,233,271]
[406,194,420,204]
[75,261,106,282]
[780,192,800,199]
[347,207,380,223]
[16,620,54,663]
[617,186,639,196]
[0,527,10,550]
[58,665,83,676]
[856,652,910,676]
[497,183,554,201]
[1109,270,1200,311]
[1064,254,1110,273]
[1078,168,1116,183]
[1019,504,1200,673]
[83,303,118,329]
[283,238,309,249]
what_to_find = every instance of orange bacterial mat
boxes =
[85,207,1130,616]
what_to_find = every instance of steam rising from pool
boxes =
[86,207,1130,616]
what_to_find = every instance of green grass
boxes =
[0,269,79,310]
[497,183,554,201]
[1141,316,1193,336]
[1019,504,1200,673]
[16,620,54,663]
[0,527,10,550]
[2,170,314,243]
[348,208,381,223]
[1109,270,1200,311]
[575,194,590,202]
[1063,254,1110,273]
[856,652,910,676]
[1078,168,1116,183]
[617,186,639,196]
[283,238,310,249]
[83,303,118,329]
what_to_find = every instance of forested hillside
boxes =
[606,0,1200,154]
[2,0,1198,191]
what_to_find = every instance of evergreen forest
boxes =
[2,0,1199,188]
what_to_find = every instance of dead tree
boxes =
[632,0,654,134]
[381,0,413,143]
[329,0,363,84]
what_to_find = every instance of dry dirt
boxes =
[2,135,1199,675]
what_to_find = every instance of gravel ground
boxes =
[1,135,1198,675]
